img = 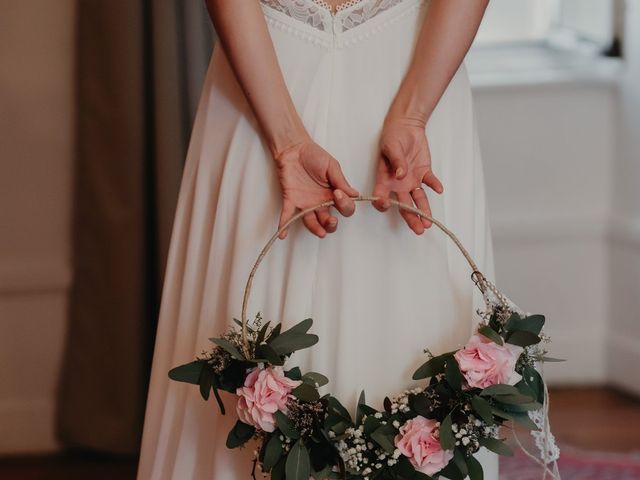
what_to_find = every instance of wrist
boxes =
[386,76,436,129]
[266,117,310,161]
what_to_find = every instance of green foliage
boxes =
[478,437,513,456]
[444,355,464,391]
[477,325,503,345]
[208,337,245,360]
[263,434,283,471]
[275,410,300,439]
[226,420,255,449]
[286,440,311,480]
[412,353,448,380]
[439,413,455,450]
[168,361,204,385]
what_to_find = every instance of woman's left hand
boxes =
[372,117,444,234]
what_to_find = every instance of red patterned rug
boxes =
[500,448,640,480]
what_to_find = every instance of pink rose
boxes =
[454,334,523,389]
[394,416,453,475]
[235,366,301,432]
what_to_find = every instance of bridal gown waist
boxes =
[260,0,427,47]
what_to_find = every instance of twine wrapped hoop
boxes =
[240,195,508,356]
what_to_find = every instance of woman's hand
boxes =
[275,136,360,239]
[371,117,443,235]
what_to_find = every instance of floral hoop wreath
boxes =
[169,196,562,480]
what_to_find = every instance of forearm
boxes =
[206,0,308,157]
[387,0,489,126]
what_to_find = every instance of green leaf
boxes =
[199,365,214,400]
[412,355,447,380]
[326,396,352,423]
[478,325,503,345]
[493,393,536,405]
[168,361,204,384]
[302,372,329,388]
[255,343,283,366]
[445,355,464,391]
[491,407,539,430]
[292,383,320,402]
[439,413,455,450]
[506,314,545,336]
[285,366,302,381]
[438,459,465,480]
[371,424,396,454]
[266,323,282,342]
[479,437,513,456]
[286,440,311,480]
[263,434,283,470]
[286,318,313,335]
[540,356,566,363]
[356,391,366,425]
[505,330,541,347]
[209,337,245,360]
[471,396,494,425]
[466,452,484,480]
[275,410,299,439]
[226,420,255,448]
[269,332,319,356]
[271,458,286,480]
[480,384,521,397]
[211,384,226,414]
[453,449,468,476]
[256,321,271,346]
[521,365,544,403]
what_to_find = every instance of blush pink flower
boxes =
[454,334,523,389]
[235,366,301,432]
[394,416,453,475]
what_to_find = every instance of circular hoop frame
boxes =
[240,195,506,356]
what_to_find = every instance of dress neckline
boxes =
[312,0,366,15]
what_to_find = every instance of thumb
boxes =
[327,160,359,197]
[278,199,296,239]
[382,143,408,180]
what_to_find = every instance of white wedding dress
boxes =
[137,0,499,478]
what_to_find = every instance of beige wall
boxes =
[0,0,75,453]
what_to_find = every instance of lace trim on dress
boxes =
[261,0,410,33]
[260,0,331,31]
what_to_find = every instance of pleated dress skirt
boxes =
[137,0,499,478]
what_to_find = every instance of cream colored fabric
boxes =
[138,0,498,477]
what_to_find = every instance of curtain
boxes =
[56,0,213,454]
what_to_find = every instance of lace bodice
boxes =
[260,0,413,34]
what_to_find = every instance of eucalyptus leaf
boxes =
[286,440,311,480]
[168,361,204,385]
[438,459,465,480]
[471,396,494,425]
[263,434,283,470]
[445,355,464,391]
[480,384,521,397]
[479,437,513,456]
[255,343,283,365]
[478,325,503,345]
[269,333,319,356]
[540,356,566,363]
[506,314,545,336]
[412,355,447,380]
[287,318,313,335]
[275,410,300,439]
[302,372,329,388]
[199,365,214,400]
[371,424,396,454]
[466,453,484,480]
[453,449,468,476]
[226,420,255,449]
[209,337,245,360]
[256,320,271,346]
[439,413,455,450]
[292,383,320,402]
[491,407,539,430]
[505,330,541,347]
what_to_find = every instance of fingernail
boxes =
[396,167,403,177]
[335,190,343,200]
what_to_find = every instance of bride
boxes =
[137,0,496,478]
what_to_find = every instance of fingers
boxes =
[302,211,327,238]
[381,142,408,180]
[423,168,444,194]
[372,161,392,212]
[327,160,359,197]
[397,190,425,235]
[316,206,338,234]
[411,187,433,229]
[333,189,356,217]
[278,199,297,239]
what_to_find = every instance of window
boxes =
[474,0,616,53]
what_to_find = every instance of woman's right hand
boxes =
[274,136,360,239]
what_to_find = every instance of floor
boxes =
[1,387,639,480]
